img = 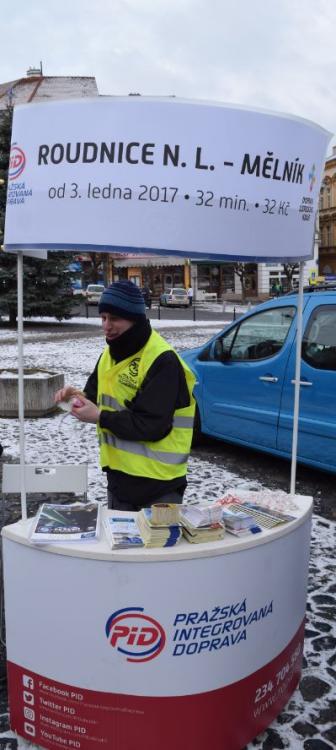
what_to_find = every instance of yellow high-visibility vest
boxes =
[97,330,196,480]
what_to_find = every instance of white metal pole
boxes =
[17,251,27,520]
[290,262,305,496]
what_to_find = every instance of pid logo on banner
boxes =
[105,607,166,662]
[9,144,26,180]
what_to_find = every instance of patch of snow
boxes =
[0,371,52,379]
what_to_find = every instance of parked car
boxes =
[180,287,336,474]
[160,288,189,307]
[85,284,105,305]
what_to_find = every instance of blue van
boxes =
[181,287,336,474]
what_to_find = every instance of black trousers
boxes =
[107,489,184,512]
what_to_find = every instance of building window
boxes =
[197,265,211,290]
[321,225,329,246]
[319,189,324,211]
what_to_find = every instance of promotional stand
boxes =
[2,97,331,749]
[2,500,312,750]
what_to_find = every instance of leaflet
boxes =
[30,503,100,543]
[104,516,144,549]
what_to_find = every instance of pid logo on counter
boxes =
[105,607,166,662]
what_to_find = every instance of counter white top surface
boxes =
[1,494,313,562]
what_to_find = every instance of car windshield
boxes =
[172,289,186,295]
[88,285,104,292]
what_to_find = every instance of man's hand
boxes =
[54,385,85,404]
[71,397,100,424]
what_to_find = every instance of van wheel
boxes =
[192,405,205,447]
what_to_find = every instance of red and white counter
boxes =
[2,494,312,750]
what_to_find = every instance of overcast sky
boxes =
[2,0,336,150]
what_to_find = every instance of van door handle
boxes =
[291,379,313,387]
[259,376,278,383]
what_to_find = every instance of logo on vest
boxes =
[129,358,140,377]
[118,357,140,390]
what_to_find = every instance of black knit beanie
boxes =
[98,280,146,321]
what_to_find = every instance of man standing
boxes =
[55,281,196,511]
[141,285,152,309]
[187,286,193,306]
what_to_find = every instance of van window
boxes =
[302,306,336,371]
[213,306,296,361]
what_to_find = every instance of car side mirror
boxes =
[214,340,230,362]
[214,340,222,359]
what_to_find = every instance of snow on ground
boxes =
[0,315,227,344]
[0,321,335,749]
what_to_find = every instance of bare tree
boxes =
[233,263,255,300]
[282,263,299,292]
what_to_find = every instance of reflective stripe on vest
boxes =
[98,432,189,465]
[100,394,123,411]
[99,394,193,428]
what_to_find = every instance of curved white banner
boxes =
[4,97,331,260]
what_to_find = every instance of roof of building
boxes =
[0,75,98,109]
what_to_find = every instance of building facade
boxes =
[319,146,336,276]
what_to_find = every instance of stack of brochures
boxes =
[180,504,225,544]
[238,503,296,529]
[137,507,182,547]
[180,503,223,528]
[221,506,262,537]
[30,503,100,544]
[151,502,180,526]
[104,516,144,549]
[181,517,225,544]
